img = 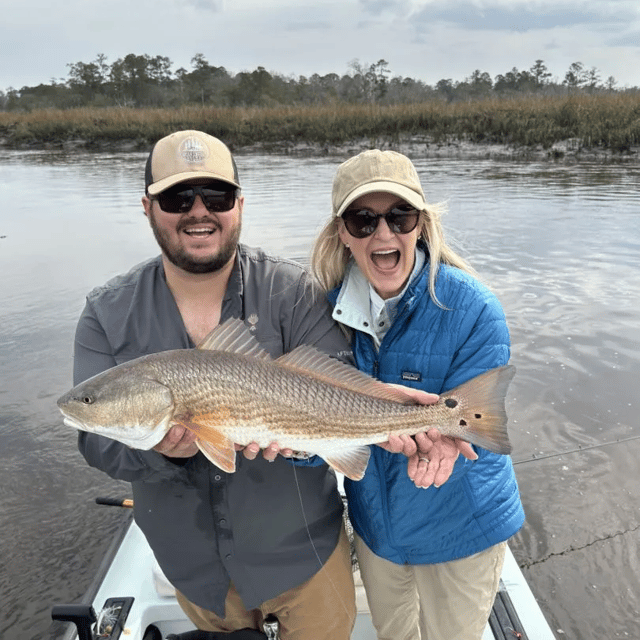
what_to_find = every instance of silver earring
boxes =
[345,244,350,249]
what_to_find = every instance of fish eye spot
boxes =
[459,419,467,426]
[445,398,458,408]
[81,396,94,405]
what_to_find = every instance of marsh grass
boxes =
[1,94,639,153]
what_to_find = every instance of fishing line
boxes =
[291,463,357,626]
[512,432,640,466]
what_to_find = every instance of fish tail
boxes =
[441,365,516,455]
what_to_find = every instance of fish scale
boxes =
[168,353,408,438]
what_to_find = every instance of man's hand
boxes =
[154,427,294,463]
[236,442,294,462]
[153,425,199,458]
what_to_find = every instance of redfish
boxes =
[58,318,515,480]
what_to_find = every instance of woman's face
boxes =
[338,191,419,300]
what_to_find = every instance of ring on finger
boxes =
[419,457,429,463]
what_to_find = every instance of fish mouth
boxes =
[60,410,173,450]
[371,249,400,270]
[62,415,88,432]
[61,415,162,449]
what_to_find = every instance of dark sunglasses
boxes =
[153,183,238,214]
[341,204,420,239]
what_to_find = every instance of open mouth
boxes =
[183,226,217,237]
[179,216,221,237]
[371,249,400,270]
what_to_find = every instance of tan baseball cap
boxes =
[145,130,240,195]
[332,149,426,217]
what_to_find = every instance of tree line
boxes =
[1,53,636,112]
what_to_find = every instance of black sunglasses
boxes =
[341,204,420,239]
[153,183,238,214]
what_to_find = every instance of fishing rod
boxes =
[512,432,640,465]
[95,496,133,508]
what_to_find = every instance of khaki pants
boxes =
[177,525,356,640]
[354,533,506,640]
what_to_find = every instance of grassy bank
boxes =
[1,93,639,157]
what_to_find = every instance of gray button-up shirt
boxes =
[74,245,351,615]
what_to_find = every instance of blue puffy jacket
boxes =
[328,261,525,564]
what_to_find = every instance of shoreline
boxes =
[246,136,640,163]
[1,134,638,163]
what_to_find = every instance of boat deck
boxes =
[60,517,556,640]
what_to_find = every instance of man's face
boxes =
[143,181,243,274]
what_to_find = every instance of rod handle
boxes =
[95,496,134,508]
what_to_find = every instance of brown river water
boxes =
[0,149,639,639]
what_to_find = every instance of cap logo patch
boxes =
[179,136,209,164]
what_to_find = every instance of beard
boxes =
[148,210,242,274]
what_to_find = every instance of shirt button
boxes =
[214,474,222,481]
[379,321,385,327]
[225,554,232,560]
[219,519,227,525]
[363,321,369,327]
[336,309,342,315]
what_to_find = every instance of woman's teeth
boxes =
[371,249,400,269]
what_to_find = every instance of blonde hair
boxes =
[310,201,476,307]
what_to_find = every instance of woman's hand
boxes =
[376,385,437,456]
[375,384,478,488]
[409,429,478,488]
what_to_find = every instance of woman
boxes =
[310,149,525,640]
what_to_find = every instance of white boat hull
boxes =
[57,514,556,640]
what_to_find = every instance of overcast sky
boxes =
[2,0,639,92]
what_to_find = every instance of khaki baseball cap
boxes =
[332,149,426,217]
[145,130,240,195]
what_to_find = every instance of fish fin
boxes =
[196,439,237,473]
[441,365,516,455]
[197,318,271,360]
[323,446,372,481]
[173,412,237,473]
[277,346,415,404]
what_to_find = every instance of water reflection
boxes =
[0,149,639,639]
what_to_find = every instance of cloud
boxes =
[0,0,638,92]
[409,0,637,32]
[183,0,224,9]
[284,21,333,31]
[359,0,410,17]
[606,31,640,47]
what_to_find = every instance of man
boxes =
[74,130,356,638]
